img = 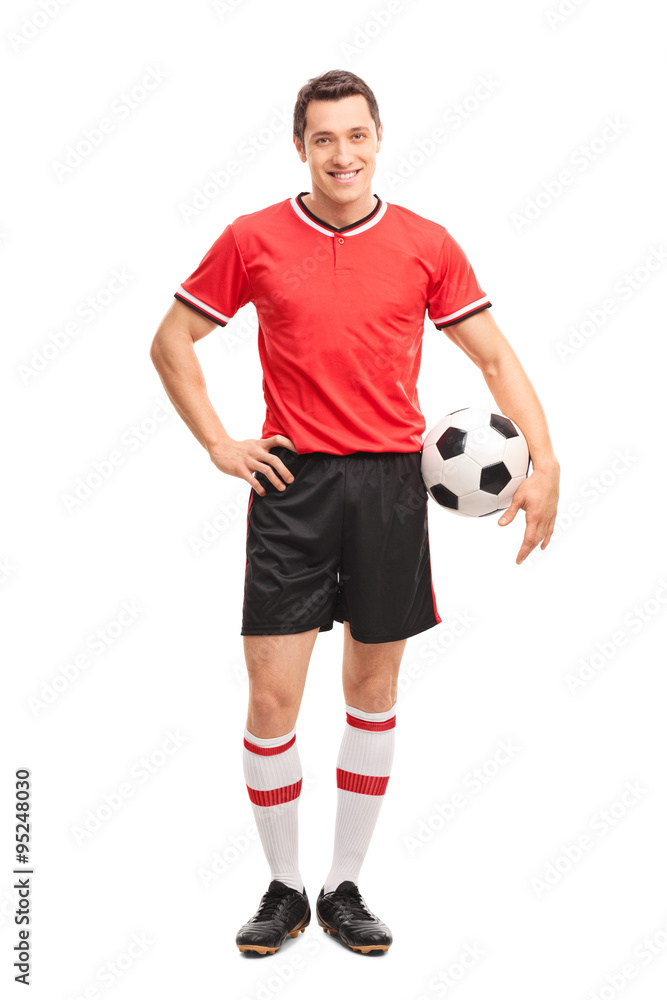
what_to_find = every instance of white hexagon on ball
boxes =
[503,433,530,477]
[457,490,500,517]
[465,425,507,467]
[441,454,481,496]
[421,442,444,490]
[446,407,493,432]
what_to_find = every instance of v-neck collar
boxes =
[290,191,388,236]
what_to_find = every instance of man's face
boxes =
[294,94,382,205]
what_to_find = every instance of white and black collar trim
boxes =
[290,191,388,236]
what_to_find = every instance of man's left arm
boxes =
[442,307,560,565]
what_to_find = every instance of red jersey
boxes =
[175,192,491,454]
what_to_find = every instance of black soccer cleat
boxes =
[316,880,392,954]
[236,880,310,955]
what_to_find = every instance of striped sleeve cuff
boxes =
[433,296,492,329]
[174,285,231,327]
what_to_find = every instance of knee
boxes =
[248,686,296,716]
[246,689,299,738]
[345,680,397,714]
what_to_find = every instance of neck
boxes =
[302,187,377,229]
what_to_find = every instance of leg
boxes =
[321,623,406,894]
[236,453,341,953]
[244,627,319,736]
[317,452,438,952]
[242,628,319,893]
[341,621,406,711]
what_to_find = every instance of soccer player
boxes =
[150,69,560,956]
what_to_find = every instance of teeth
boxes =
[331,170,359,179]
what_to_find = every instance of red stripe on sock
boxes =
[336,768,390,795]
[246,778,302,806]
[243,733,296,756]
[346,712,396,732]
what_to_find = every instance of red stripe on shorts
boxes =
[242,489,255,593]
[425,504,442,624]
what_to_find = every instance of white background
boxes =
[2,0,667,997]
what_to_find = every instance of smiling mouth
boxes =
[328,169,361,180]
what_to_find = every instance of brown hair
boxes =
[293,69,381,148]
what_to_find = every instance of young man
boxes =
[150,70,560,956]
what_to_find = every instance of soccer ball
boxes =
[422,407,531,517]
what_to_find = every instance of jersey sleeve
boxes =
[427,230,491,329]
[174,223,252,327]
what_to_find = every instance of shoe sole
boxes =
[316,912,391,954]
[237,909,310,955]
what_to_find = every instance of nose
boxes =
[331,140,355,167]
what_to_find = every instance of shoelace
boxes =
[254,889,288,921]
[331,886,375,923]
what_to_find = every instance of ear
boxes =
[293,134,307,162]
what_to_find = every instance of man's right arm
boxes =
[149,299,296,495]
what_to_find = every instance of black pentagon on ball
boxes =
[430,483,459,509]
[436,426,467,461]
[490,412,518,439]
[480,462,512,495]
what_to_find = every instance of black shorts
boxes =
[241,446,442,644]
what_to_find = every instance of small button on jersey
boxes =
[174,191,491,455]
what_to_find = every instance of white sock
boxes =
[322,702,396,894]
[243,726,304,892]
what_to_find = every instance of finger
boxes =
[540,516,557,549]
[516,524,540,563]
[262,450,295,485]
[267,434,298,452]
[498,503,518,525]
[247,473,266,496]
[253,459,289,491]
